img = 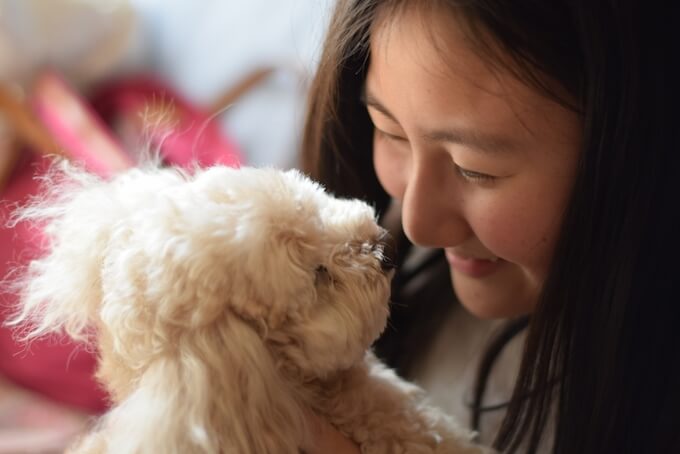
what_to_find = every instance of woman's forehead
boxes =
[370,3,498,87]
[368,9,521,116]
[366,7,581,158]
[369,1,576,111]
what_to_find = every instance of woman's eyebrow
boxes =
[361,88,517,154]
[421,127,517,154]
[361,90,399,123]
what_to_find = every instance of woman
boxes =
[300,0,679,452]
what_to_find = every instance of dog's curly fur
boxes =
[8,163,487,454]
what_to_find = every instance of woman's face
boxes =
[366,8,581,318]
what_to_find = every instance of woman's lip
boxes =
[445,250,503,278]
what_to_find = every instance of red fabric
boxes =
[0,73,243,413]
[0,152,109,413]
[90,75,242,169]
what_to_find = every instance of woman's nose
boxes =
[399,156,471,248]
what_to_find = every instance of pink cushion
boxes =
[0,152,108,413]
[90,75,242,169]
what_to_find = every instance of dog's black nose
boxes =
[377,230,397,272]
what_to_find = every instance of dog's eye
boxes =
[315,265,332,285]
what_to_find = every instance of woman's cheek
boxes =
[467,192,554,271]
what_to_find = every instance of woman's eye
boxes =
[455,165,497,183]
[375,128,408,143]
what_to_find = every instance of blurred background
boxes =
[0,0,332,451]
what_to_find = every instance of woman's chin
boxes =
[450,267,537,319]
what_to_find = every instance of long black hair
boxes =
[302,1,679,452]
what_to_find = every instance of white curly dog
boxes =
[9,163,487,454]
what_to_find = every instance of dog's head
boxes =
[165,165,394,376]
[11,164,393,387]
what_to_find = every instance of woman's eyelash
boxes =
[455,166,496,182]
[375,128,407,142]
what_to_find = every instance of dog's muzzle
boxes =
[377,229,397,272]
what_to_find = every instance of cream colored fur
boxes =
[8,162,487,454]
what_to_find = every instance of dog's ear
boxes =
[225,226,320,327]
[7,162,190,342]
[94,313,308,454]
[7,162,120,342]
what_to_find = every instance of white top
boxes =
[410,304,526,446]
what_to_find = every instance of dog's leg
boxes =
[308,351,488,454]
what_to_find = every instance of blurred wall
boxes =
[0,0,334,167]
